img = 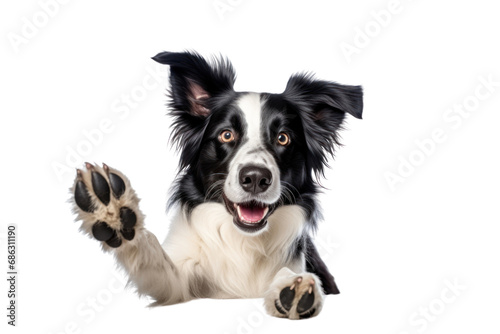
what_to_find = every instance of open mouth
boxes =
[223,194,275,233]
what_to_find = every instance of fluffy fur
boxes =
[71,51,363,319]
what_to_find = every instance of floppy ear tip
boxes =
[354,110,363,119]
[151,51,172,64]
[352,101,363,120]
[350,85,364,119]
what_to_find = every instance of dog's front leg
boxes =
[114,229,187,305]
[72,163,188,305]
[264,267,325,320]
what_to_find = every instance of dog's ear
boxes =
[283,73,363,177]
[152,51,236,170]
[152,51,236,117]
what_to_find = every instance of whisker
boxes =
[281,181,302,203]
[204,179,226,201]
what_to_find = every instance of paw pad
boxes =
[91,168,111,205]
[92,221,114,241]
[74,163,139,248]
[275,277,318,319]
[75,174,95,213]
[108,169,126,199]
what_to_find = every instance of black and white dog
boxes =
[72,51,363,320]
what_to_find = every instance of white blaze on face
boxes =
[223,93,281,204]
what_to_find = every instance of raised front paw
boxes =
[72,163,143,249]
[264,269,324,320]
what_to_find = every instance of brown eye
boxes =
[219,130,235,143]
[277,132,290,146]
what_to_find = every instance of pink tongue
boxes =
[238,205,267,223]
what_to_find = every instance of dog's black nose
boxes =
[239,166,272,194]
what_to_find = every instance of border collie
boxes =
[71,51,363,320]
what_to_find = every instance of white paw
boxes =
[71,163,144,250]
[264,268,324,319]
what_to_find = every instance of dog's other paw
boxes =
[264,268,324,320]
[71,163,144,249]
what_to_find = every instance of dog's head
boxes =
[153,51,363,235]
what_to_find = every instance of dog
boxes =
[71,51,363,320]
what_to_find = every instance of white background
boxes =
[1,0,499,333]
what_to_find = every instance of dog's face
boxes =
[153,52,363,235]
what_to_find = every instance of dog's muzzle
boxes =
[222,164,280,234]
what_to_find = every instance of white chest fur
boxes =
[162,203,306,298]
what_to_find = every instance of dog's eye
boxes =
[277,132,290,146]
[219,130,235,143]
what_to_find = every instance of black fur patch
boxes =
[304,236,340,294]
